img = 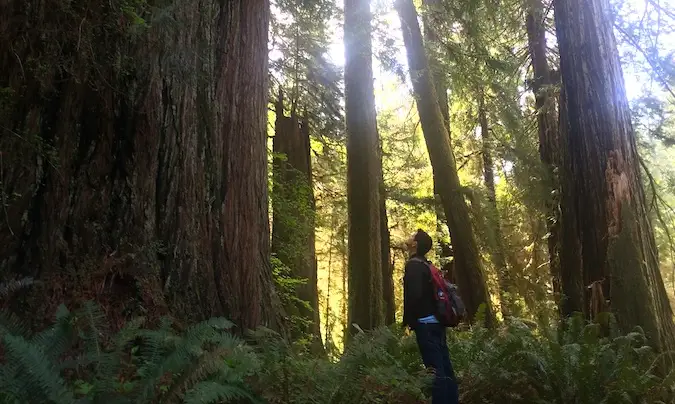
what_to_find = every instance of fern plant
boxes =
[0,302,261,404]
[452,315,675,403]
[250,325,428,404]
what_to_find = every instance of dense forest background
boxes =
[2,0,675,402]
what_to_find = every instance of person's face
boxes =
[405,233,417,255]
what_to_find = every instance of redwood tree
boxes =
[555,0,675,351]
[380,155,395,326]
[0,0,282,331]
[525,0,563,312]
[344,0,385,332]
[396,0,495,326]
[272,91,322,346]
[478,92,513,317]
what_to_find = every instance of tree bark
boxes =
[272,90,322,349]
[478,92,513,318]
[422,0,454,250]
[525,0,563,314]
[0,0,282,332]
[396,0,495,326]
[421,0,450,132]
[344,0,384,333]
[555,0,675,351]
[380,161,395,326]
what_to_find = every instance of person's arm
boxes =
[402,260,426,328]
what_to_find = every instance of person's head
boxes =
[405,229,432,257]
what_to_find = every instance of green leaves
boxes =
[0,303,260,404]
[453,316,675,403]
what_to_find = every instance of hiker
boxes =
[403,229,459,404]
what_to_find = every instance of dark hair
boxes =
[414,229,432,256]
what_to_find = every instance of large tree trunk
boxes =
[422,0,454,252]
[478,92,513,318]
[555,0,675,351]
[525,0,563,314]
[396,0,495,326]
[272,91,322,349]
[0,0,282,332]
[421,0,450,132]
[344,0,384,333]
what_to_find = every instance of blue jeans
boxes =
[414,323,459,404]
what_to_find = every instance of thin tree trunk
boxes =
[344,0,385,334]
[478,92,513,318]
[0,0,283,331]
[272,90,322,351]
[380,169,396,325]
[340,224,348,344]
[555,0,675,352]
[395,0,495,327]
[525,0,563,314]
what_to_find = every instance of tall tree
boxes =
[344,0,384,332]
[525,0,562,312]
[421,0,450,131]
[272,91,322,348]
[395,0,495,326]
[0,0,281,331]
[380,152,395,326]
[478,91,513,317]
[421,0,454,253]
[555,0,675,351]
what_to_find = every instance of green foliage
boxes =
[271,255,313,338]
[452,316,675,403]
[249,326,427,404]
[1,305,674,403]
[0,303,260,404]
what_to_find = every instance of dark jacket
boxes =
[402,255,436,329]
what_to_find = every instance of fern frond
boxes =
[3,334,75,404]
[0,310,30,339]
[183,381,259,404]
[0,277,34,298]
[32,306,75,363]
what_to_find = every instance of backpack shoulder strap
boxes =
[408,257,429,266]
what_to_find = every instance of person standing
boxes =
[402,229,459,404]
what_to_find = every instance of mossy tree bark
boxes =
[344,0,384,334]
[272,90,322,350]
[555,0,675,351]
[0,0,283,332]
[396,0,495,327]
[525,0,563,314]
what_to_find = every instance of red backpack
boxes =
[411,258,465,327]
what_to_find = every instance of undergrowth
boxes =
[0,301,673,403]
